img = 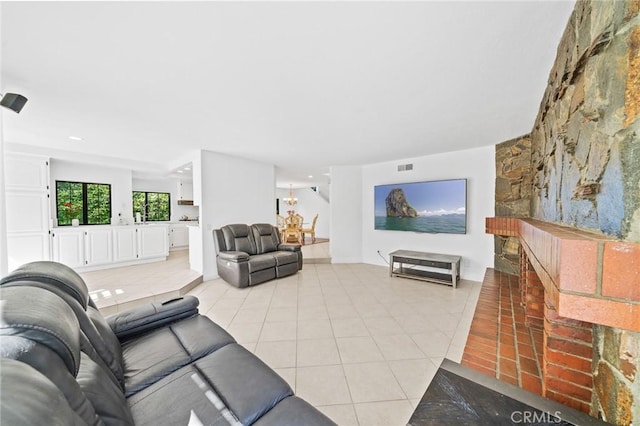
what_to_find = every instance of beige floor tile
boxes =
[259,321,297,342]
[362,316,402,336]
[265,307,298,323]
[316,404,359,426]
[343,362,406,403]
[331,317,370,338]
[326,304,360,319]
[231,308,268,324]
[297,304,329,321]
[296,365,352,406]
[254,340,297,369]
[353,400,414,426]
[336,336,384,364]
[372,334,426,360]
[297,319,334,340]
[297,338,341,367]
[226,322,263,343]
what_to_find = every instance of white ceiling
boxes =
[1,1,575,187]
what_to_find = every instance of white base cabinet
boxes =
[52,225,169,271]
[170,224,189,249]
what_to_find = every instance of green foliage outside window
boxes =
[56,181,111,225]
[133,191,170,221]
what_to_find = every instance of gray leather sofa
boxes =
[213,223,302,288]
[0,261,334,426]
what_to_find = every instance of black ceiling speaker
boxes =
[1,93,28,113]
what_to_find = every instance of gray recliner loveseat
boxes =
[213,223,302,288]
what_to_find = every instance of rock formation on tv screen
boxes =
[385,188,418,217]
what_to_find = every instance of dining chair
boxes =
[300,214,318,244]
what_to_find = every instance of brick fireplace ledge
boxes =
[486,217,640,332]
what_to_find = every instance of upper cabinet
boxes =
[4,153,51,272]
[4,153,49,191]
[177,180,194,205]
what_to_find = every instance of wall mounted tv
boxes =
[374,178,467,234]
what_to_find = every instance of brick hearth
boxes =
[463,217,640,415]
[462,269,544,394]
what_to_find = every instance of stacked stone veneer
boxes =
[494,135,532,275]
[526,1,640,423]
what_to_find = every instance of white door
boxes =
[113,227,138,262]
[85,228,113,266]
[51,230,85,268]
[138,226,168,259]
[4,154,51,272]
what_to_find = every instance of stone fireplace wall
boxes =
[528,1,640,423]
[494,135,532,275]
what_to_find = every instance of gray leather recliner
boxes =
[213,223,302,288]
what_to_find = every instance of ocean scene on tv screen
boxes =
[374,179,466,234]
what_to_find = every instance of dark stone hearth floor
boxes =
[408,359,605,426]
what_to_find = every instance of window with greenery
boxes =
[133,191,170,221]
[56,181,112,226]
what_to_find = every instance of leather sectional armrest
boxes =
[218,251,251,262]
[278,244,301,252]
[106,296,199,340]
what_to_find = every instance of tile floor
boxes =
[83,244,483,426]
[461,269,544,395]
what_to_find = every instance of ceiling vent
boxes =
[397,163,413,172]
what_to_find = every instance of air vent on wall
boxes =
[397,163,413,172]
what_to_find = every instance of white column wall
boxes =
[329,165,363,263]
[197,150,275,280]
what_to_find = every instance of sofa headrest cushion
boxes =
[0,286,81,376]
[221,224,256,255]
[0,261,90,309]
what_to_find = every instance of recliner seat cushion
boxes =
[122,316,235,396]
[128,344,293,426]
[248,253,278,273]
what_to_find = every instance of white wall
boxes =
[330,165,363,263]
[132,177,199,221]
[197,150,275,280]
[276,187,329,238]
[360,146,495,281]
[50,159,134,225]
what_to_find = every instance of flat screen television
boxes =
[374,178,467,234]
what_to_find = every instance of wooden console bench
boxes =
[389,250,461,288]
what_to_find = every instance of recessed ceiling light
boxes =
[177,170,184,173]
[184,167,191,170]
[308,175,313,178]
[69,136,83,141]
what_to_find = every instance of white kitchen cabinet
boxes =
[51,229,85,268]
[113,227,138,262]
[178,180,193,201]
[84,228,113,266]
[170,224,189,249]
[4,153,51,272]
[137,226,169,259]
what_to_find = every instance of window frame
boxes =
[55,180,112,226]
[132,191,171,222]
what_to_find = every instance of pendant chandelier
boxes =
[283,184,298,207]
